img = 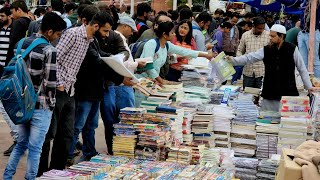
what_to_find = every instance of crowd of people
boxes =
[0,0,316,179]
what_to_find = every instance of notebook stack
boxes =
[182,86,211,104]
[166,147,192,164]
[233,157,259,180]
[278,96,312,152]
[112,123,136,158]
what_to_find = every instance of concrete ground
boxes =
[0,115,108,179]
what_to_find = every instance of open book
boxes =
[101,54,140,83]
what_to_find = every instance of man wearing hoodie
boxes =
[6,0,31,64]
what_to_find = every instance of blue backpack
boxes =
[129,38,169,59]
[0,38,49,124]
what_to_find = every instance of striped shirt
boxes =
[0,25,11,66]
[56,25,93,96]
[15,34,57,110]
[237,30,270,77]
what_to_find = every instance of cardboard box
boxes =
[276,148,302,180]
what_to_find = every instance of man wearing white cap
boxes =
[227,24,314,111]
[112,16,146,123]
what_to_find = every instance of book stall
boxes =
[37,53,320,180]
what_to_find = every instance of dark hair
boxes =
[170,10,179,21]
[230,13,238,19]
[40,12,66,33]
[77,4,88,18]
[168,10,173,14]
[195,11,212,23]
[158,11,167,16]
[243,21,253,28]
[81,5,99,24]
[179,8,193,21]
[177,4,190,13]
[64,2,77,13]
[0,0,5,5]
[0,7,11,16]
[155,21,174,38]
[34,7,46,17]
[79,0,92,5]
[176,19,193,45]
[136,3,151,16]
[214,8,224,16]
[10,0,28,13]
[220,21,232,29]
[51,0,65,14]
[244,12,254,19]
[90,11,114,27]
[253,16,266,26]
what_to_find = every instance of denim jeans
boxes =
[232,66,244,83]
[3,109,52,180]
[38,90,75,176]
[298,30,320,78]
[69,100,100,159]
[114,86,135,110]
[0,101,18,141]
[100,85,135,154]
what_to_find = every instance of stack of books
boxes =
[213,105,234,148]
[256,156,280,180]
[278,96,312,151]
[162,83,184,102]
[233,157,259,180]
[230,100,258,157]
[199,148,220,167]
[191,114,214,134]
[189,144,206,165]
[119,107,146,124]
[112,123,136,158]
[166,147,192,164]
[182,86,211,104]
[156,106,184,144]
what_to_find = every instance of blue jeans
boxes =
[298,30,320,78]
[114,86,135,110]
[4,109,52,180]
[69,101,100,159]
[232,66,244,83]
[100,85,135,154]
[0,101,19,141]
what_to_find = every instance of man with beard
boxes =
[237,16,270,89]
[0,7,18,157]
[227,24,314,111]
[67,11,129,166]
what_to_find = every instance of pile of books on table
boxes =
[233,157,259,180]
[278,96,312,152]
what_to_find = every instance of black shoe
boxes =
[4,142,17,156]
[76,141,83,150]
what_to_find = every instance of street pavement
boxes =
[0,115,108,179]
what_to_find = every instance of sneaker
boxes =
[4,142,16,156]
[73,149,81,156]
[76,141,83,150]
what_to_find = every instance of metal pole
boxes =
[308,0,317,73]
[173,0,177,10]
[130,0,134,17]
